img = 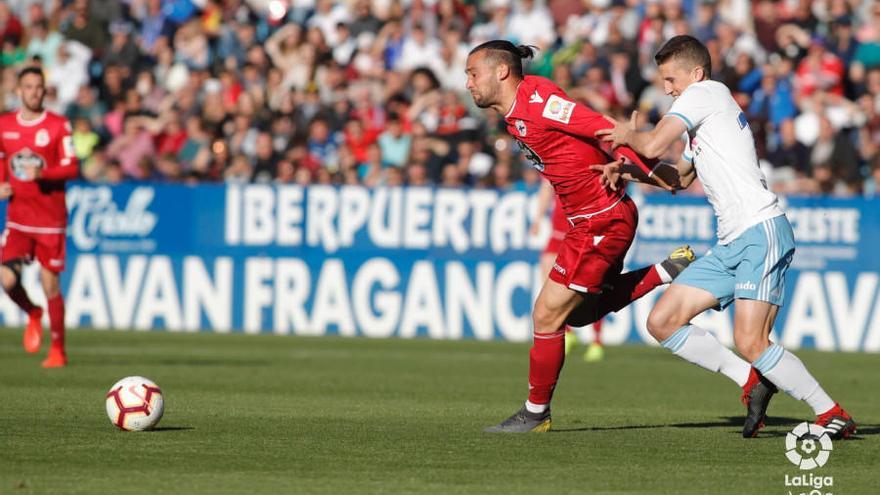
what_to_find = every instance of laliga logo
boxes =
[67,186,158,250]
[785,422,832,470]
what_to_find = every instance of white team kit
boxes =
[657,78,850,435]
[665,80,793,310]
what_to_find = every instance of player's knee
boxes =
[734,332,768,362]
[646,308,678,340]
[0,262,21,290]
[532,300,564,334]
[43,283,60,299]
[531,306,554,333]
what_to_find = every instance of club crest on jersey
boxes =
[10,147,46,181]
[35,129,49,147]
[514,120,527,137]
[542,94,574,124]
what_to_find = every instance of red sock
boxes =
[593,318,603,344]
[7,285,37,314]
[527,329,565,406]
[596,266,663,317]
[47,295,65,352]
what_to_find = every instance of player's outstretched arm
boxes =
[537,95,674,189]
[590,155,695,192]
[597,111,687,160]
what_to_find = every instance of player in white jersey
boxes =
[594,35,856,439]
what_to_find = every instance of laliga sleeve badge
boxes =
[35,129,50,147]
[542,94,575,124]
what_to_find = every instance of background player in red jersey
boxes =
[467,41,695,432]
[532,180,604,362]
[0,66,78,368]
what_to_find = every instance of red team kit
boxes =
[0,111,77,272]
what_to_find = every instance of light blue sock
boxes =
[661,324,751,387]
[755,344,835,415]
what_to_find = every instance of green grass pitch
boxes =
[1,329,877,494]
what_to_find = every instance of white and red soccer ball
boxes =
[105,376,164,431]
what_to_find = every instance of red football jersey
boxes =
[504,75,654,217]
[0,111,78,230]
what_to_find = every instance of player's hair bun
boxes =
[517,45,537,60]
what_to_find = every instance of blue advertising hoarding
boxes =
[0,183,877,352]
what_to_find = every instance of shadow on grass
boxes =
[554,418,878,439]
[149,426,195,432]
[847,425,879,440]
[550,416,793,433]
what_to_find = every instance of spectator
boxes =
[308,0,350,46]
[252,131,279,182]
[399,24,441,71]
[440,163,464,187]
[46,41,91,111]
[71,117,100,161]
[470,1,511,45]
[155,153,184,181]
[795,37,845,99]
[25,20,62,67]
[332,22,357,66]
[174,20,211,70]
[179,116,211,170]
[748,66,797,129]
[306,117,342,170]
[378,113,411,168]
[0,2,23,46]
[106,115,156,180]
[61,0,107,52]
[103,21,139,69]
[406,162,430,186]
[483,161,514,190]
[225,154,253,183]
[810,116,861,188]
[769,119,811,176]
[265,23,313,91]
[506,0,554,49]
[455,138,493,183]
[349,0,381,39]
[134,0,171,54]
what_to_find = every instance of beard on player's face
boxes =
[23,96,43,112]
[472,92,492,108]
[471,81,498,109]
[19,88,45,112]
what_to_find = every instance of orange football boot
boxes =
[23,308,43,354]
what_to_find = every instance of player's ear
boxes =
[497,63,510,81]
[692,65,704,82]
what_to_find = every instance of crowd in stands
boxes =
[4,0,880,196]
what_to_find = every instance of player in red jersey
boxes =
[532,180,604,362]
[0,67,78,368]
[467,41,695,432]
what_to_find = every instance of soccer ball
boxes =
[105,376,165,431]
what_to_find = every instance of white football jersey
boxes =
[667,80,784,244]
